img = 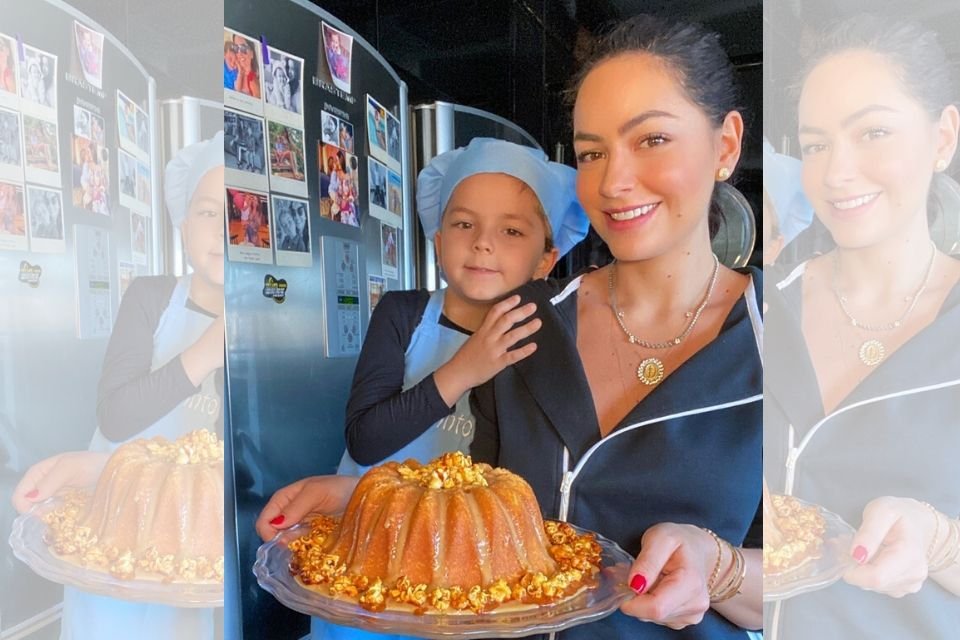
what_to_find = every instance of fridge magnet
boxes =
[0,107,23,183]
[130,211,148,265]
[22,115,60,187]
[263,45,304,129]
[262,274,288,304]
[26,184,65,253]
[267,121,307,197]
[0,33,19,111]
[18,43,57,122]
[117,149,140,212]
[224,28,264,116]
[116,90,139,156]
[226,186,272,264]
[385,111,401,171]
[73,21,104,90]
[366,94,391,165]
[71,134,110,216]
[74,104,91,138]
[18,260,41,287]
[368,156,399,227]
[320,22,353,95]
[89,111,105,146]
[118,259,135,302]
[0,180,27,252]
[135,161,151,210]
[135,104,150,157]
[321,111,340,148]
[380,222,399,280]
[225,109,268,192]
[74,224,112,339]
[272,194,312,268]
[318,142,359,227]
[387,169,402,218]
[367,274,385,317]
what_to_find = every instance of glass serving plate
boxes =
[763,497,857,602]
[8,498,223,608]
[255,522,635,638]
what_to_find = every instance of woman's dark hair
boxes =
[799,15,957,223]
[799,15,955,119]
[569,14,742,238]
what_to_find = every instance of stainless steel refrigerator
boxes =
[222,2,551,638]
[0,0,175,635]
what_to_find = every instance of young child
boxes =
[305,137,587,640]
[333,137,588,478]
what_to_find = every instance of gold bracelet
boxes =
[701,528,724,593]
[930,518,959,573]
[931,518,960,573]
[712,544,746,603]
[921,502,942,562]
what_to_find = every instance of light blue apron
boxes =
[315,288,473,639]
[62,275,220,640]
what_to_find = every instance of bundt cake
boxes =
[289,452,602,614]
[43,429,225,582]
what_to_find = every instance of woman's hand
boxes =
[620,523,714,630]
[843,496,936,597]
[255,475,360,542]
[11,451,109,513]
[433,295,541,406]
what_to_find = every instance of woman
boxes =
[764,15,960,640]
[259,15,762,639]
[469,15,763,638]
[233,34,261,99]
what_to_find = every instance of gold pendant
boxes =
[637,358,665,386]
[858,339,886,366]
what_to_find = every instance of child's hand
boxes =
[255,475,360,541]
[12,451,109,513]
[434,295,541,406]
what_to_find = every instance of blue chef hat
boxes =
[164,131,225,229]
[416,137,590,256]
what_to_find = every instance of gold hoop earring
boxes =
[935,159,948,172]
[717,167,730,181]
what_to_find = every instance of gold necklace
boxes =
[608,254,720,385]
[831,240,937,367]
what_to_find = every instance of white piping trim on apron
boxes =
[776,262,807,290]
[549,275,584,306]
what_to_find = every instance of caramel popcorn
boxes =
[763,494,827,574]
[396,452,489,489]
[289,516,603,614]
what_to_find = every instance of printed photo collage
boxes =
[1,31,65,253]
[1,25,153,278]
[224,26,311,267]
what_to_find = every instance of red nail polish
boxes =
[25,489,38,499]
[629,573,647,594]
[853,545,868,564]
[269,515,285,526]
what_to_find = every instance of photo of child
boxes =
[320,22,353,94]
[74,21,104,89]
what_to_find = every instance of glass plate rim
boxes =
[8,497,224,607]
[254,520,636,638]
[763,495,857,602]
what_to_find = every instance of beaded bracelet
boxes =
[711,545,745,603]
[701,528,725,593]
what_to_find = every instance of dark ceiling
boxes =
[312,0,763,155]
